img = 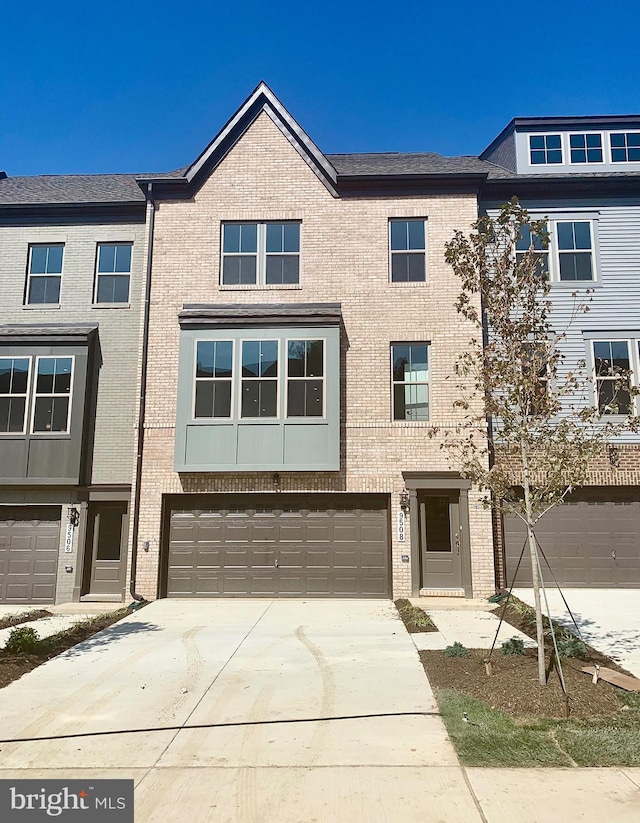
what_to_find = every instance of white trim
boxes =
[0,356,32,435]
[192,338,234,420]
[29,355,74,435]
[284,337,327,420]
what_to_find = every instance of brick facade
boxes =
[130,112,496,600]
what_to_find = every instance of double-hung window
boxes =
[32,357,73,433]
[529,135,562,165]
[0,358,30,434]
[221,222,300,285]
[95,243,132,303]
[610,132,640,163]
[287,340,324,417]
[390,220,426,282]
[26,244,63,305]
[392,344,429,420]
[194,341,233,418]
[593,341,632,415]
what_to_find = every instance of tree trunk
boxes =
[521,439,546,685]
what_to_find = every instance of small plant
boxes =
[500,637,526,656]
[444,642,470,658]
[5,626,40,654]
[556,637,588,659]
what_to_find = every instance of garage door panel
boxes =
[505,488,640,587]
[167,496,390,598]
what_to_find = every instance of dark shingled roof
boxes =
[326,152,491,176]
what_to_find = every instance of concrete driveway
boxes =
[514,588,640,677]
[0,599,483,821]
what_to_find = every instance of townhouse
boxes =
[480,117,640,589]
[2,88,639,605]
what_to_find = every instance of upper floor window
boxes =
[610,132,640,163]
[95,243,132,304]
[221,222,300,286]
[32,357,73,433]
[593,341,632,415]
[569,133,603,164]
[389,220,426,282]
[26,244,63,305]
[392,344,429,420]
[0,358,30,434]
[529,135,562,165]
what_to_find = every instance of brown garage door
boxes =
[504,487,640,587]
[166,494,390,598]
[0,507,60,603]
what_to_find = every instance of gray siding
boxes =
[175,326,340,471]
[0,218,146,484]
[483,197,640,444]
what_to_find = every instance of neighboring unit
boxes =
[481,116,640,588]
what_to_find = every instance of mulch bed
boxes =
[490,596,633,676]
[395,598,438,632]
[421,647,626,719]
[0,610,53,631]
[0,607,137,690]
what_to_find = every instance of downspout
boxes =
[129,183,156,602]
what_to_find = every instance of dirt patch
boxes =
[491,595,633,676]
[421,647,625,719]
[0,607,139,690]
[395,599,438,632]
[0,610,53,631]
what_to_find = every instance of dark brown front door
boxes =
[85,502,128,598]
[419,492,462,589]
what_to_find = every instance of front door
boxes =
[419,492,462,589]
[85,502,128,598]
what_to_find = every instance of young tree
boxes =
[442,198,636,685]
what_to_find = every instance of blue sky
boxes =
[2,0,640,176]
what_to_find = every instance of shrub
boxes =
[500,637,526,656]
[5,626,40,654]
[444,642,470,658]
[556,637,588,659]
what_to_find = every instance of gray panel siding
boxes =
[0,221,145,484]
[483,198,640,444]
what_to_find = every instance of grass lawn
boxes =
[435,683,640,768]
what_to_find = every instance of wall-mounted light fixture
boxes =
[399,489,410,513]
[68,507,80,527]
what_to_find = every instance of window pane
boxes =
[53,359,72,393]
[287,341,305,377]
[546,135,561,149]
[306,340,323,377]
[47,246,63,273]
[114,244,132,273]
[29,246,48,274]
[223,224,241,253]
[557,222,575,250]
[266,223,283,253]
[530,136,545,149]
[98,245,116,273]
[390,221,408,251]
[196,342,215,378]
[573,222,591,250]
[283,223,299,253]
[407,254,426,281]
[36,359,55,393]
[260,341,278,377]
[407,220,425,250]
[195,381,214,417]
[240,223,257,253]
[214,341,233,377]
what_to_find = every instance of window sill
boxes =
[219,284,302,291]
[22,304,61,310]
[91,303,131,309]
